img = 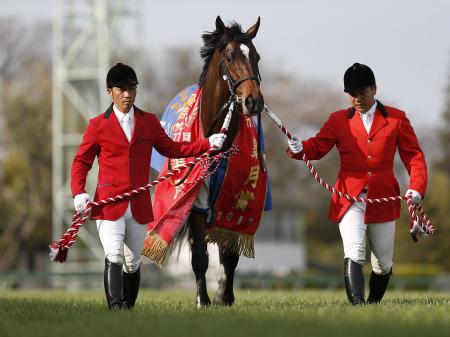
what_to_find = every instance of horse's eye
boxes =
[256,53,261,62]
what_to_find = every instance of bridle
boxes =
[205,40,262,137]
[219,43,262,95]
[169,40,263,186]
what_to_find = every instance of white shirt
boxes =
[113,105,134,214]
[359,101,377,134]
[113,105,135,142]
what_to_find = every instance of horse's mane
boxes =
[198,21,251,87]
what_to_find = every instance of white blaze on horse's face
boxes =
[240,44,250,60]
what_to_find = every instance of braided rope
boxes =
[49,101,237,262]
[263,105,434,242]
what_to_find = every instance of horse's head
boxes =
[200,16,264,117]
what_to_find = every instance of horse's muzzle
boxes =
[243,95,264,116]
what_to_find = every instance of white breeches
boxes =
[339,193,395,275]
[96,203,146,273]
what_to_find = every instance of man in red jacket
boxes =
[287,63,427,305]
[71,63,225,309]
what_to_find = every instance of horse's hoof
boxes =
[213,293,234,306]
[196,294,211,308]
[222,295,235,306]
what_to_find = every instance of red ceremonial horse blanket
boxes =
[142,85,271,265]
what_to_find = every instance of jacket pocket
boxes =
[98,182,117,187]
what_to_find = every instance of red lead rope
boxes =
[263,105,435,242]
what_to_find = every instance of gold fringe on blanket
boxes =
[141,233,169,266]
[206,228,255,258]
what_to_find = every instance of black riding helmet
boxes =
[343,63,375,93]
[106,63,139,88]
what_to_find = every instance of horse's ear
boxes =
[246,17,260,39]
[215,15,226,34]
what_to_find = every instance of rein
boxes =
[262,105,435,242]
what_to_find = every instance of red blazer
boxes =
[71,104,210,224]
[289,102,427,224]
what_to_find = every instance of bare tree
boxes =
[0,20,52,270]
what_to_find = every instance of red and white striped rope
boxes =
[263,105,434,241]
[49,101,237,262]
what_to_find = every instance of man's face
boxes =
[347,85,376,114]
[107,85,137,113]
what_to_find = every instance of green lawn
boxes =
[0,290,449,337]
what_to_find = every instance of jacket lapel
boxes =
[368,108,388,138]
[349,111,368,137]
[106,107,129,144]
[130,106,144,145]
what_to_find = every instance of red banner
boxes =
[142,86,268,265]
[205,114,268,257]
[142,86,204,265]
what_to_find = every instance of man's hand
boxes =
[74,193,91,213]
[405,189,422,204]
[288,137,303,154]
[208,133,227,150]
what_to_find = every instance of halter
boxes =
[219,55,261,95]
[170,41,261,186]
[206,43,262,137]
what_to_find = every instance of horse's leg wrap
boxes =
[104,258,123,310]
[189,212,211,307]
[214,246,239,306]
[344,258,365,305]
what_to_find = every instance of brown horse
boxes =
[188,16,264,307]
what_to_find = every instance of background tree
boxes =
[0,20,52,270]
[0,18,445,274]
[394,67,450,272]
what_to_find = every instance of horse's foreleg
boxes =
[214,246,239,306]
[188,211,211,308]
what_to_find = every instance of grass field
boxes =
[1,289,449,337]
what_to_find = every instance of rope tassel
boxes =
[263,105,435,242]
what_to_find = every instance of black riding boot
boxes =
[344,258,365,305]
[367,269,391,304]
[104,258,123,310]
[123,267,141,309]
